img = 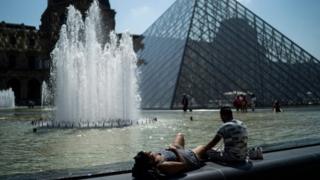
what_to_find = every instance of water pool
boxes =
[0,106,320,176]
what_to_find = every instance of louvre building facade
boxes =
[138,0,320,109]
[0,0,131,105]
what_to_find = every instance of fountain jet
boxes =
[48,0,140,128]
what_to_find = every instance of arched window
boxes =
[9,35,16,46]
[28,56,37,69]
[7,79,21,103]
[27,79,41,104]
[8,55,16,69]
[29,38,35,47]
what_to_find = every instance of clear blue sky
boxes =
[0,0,319,59]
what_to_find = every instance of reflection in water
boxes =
[0,107,320,175]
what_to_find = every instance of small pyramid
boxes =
[138,0,320,109]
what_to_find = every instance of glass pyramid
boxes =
[138,0,320,109]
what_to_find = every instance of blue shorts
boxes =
[159,149,203,170]
[177,149,203,170]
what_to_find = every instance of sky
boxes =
[0,0,319,59]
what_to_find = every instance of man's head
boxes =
[220,106,233,122]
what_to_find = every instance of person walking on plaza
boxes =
[203,106,248,163]
[233,95,241,111]
[240,95,248,112]
[181,94,189,112]
[273,100,281,112]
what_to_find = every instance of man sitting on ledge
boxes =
[204,106,249,163]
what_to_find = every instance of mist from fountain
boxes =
[0,88,15,108]
[41,81,51,108]
[50,0,140,127]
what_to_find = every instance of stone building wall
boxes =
[0,0,142,106]
[0,22,48,105]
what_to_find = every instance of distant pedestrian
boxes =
[233,95,241,111]
[240,95,248,112]
[181,94,189,112]
[273,100,281,112]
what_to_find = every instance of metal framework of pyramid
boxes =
[138,0,320,109]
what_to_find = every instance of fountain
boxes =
[0,88,15,108]
[41,81,51,108]
[43,0,140,128]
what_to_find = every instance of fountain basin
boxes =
[1,107,320,177]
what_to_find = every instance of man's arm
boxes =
[204,134,222,151]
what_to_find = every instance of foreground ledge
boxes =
[3,141,320,180]
[90,143,320,180]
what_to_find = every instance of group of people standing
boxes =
[181,93,281,113]
[233,94,256,112]
[233,94,282,113]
